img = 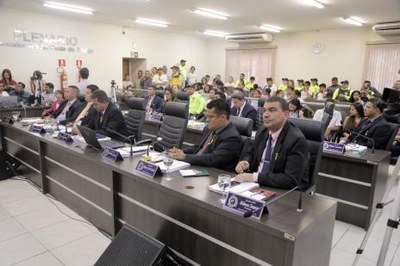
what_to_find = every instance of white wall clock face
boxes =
[312,42,324,54]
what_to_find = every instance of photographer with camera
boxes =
[29,70,46,105]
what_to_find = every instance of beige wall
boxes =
[0,8,208,93]
[206,27,399,90]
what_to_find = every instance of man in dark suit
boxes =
[348,98,392,149]
[51,85,83,125]
[143,85,163,113]
[230,93,257,128]
[169,99,242,171]
[78,90,128,141]
[235,96,309,189]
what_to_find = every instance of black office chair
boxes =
[176,92,189,103]
[125,110,145,142]
[321,101,335,137]
[153,102,188,152]
[254,96,268,130]
[229,116,253,160]
[77,94,86,102]
[127,98,145,110]
[156,91,164,99]
[289,118,324,193]
[258,96,268,108]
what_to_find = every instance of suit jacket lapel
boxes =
[269,122,289,170]
[256,128,269,164]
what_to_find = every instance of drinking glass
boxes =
[162,151,174,181]
[11,111,21,122]
[217,174,231,204]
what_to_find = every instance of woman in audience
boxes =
[161,87,176,114]
[42,90,64,117]
[134,69,144,91]
[288,98,304,118]
[0,69,17,91]
[225,76,235,87]
[341,102,366,142]
[349,90,363,104]
[29,70,46,97]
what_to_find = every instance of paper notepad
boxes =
[155,160,190,172]
[209,180,259,195]
[179,169,209,177]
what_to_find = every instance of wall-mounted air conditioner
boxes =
[225,33,273,43]
[372,22,400,36]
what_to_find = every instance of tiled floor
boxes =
[0,165,399,266]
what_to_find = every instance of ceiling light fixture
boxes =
[259,24,282,33]
[193,8,228,20]
[302,0,325,9]
[43,1,93,15]
[342,17,364,27]
[135,18,169,28]
[203,30,228,37]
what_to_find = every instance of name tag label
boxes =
[57,132,73,143]
[135,159,162,178]
[224,192,265,220]
[3,116,13,124]
[323,141,345,154]
[29,125,46,134]
[102,147,123,162]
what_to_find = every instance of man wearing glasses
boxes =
[169,99,242,171]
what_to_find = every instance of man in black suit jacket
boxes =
[230,93,257,129]
[348,98,392,149]
[79,90,128,141]
[235,96,309,189]
[51,85,83,125]
[169,99,242,172]
[143,85,163,113]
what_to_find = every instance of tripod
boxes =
[353,156,400,265]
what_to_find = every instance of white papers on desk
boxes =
[188,121,206,130]
[345,144,367,157]
[209,180,259,195]
[21,117,43,126]
[155,160,190,173]
[116,146,148,158]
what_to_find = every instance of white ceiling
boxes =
[1,0,400,37]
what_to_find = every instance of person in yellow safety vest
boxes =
[169,66,182,88]
[333,80,353,102]
[245,76,256,90]
[310,78,320,98]
[235,73,249,88]
[295,79,304,91]
[178,59,187,88]
[278,78,288,91]
[187,84,205,118]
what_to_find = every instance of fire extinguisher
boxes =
[61,71,68,90]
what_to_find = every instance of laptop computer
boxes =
[0,96,19,108]
[77,125,126,150]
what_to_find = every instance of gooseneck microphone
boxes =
[243,186,303,218]
[343,126,375,155]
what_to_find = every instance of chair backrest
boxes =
[164,101,188,119]
[155,91,164,99]
[127,98,145,110]
[289,118,324,192]
[229,116,253,137]
[176,92,189,103]
[386,122,400,151]
[77,94,86,102]
[321,102,334,134]
[153,102,189,151]
[258,96,268,107]
[255,107,264,131]
[125,109,146,141]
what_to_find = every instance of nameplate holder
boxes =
[29,125,46,134]
[223,192,266,220]
[3,116,13,124]
[323,141,345,154]
[151,113,163,121]
[102,147,123,162]
[135,159,162,178]
[57,132,74,143]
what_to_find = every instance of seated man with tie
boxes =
[51,85,83,125]
[143,85,163,113]
[169,99,242,172]
[78,90,128,141]
[230,93,257,128]
[70,84,99,134]
[347,98,392,149]
[234,96,309,189]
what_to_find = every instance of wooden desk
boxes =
[1,123,337,266]
[316,150,390,229]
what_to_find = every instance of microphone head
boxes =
[243,210,253,218]
[157,137,162,142]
